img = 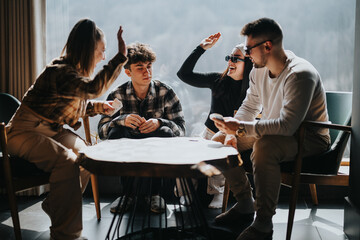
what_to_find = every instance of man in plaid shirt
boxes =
[98,42,185,140]
[97,42,185,213]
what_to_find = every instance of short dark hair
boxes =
[124,43,156,70]
[241,18,283,42]
[62,18,104,76]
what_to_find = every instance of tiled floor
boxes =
[0,189,349,240]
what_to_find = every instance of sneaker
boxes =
[208,193,224,209]
[145,195,166,213]
[110,196,133,213]
[236,226,273,240]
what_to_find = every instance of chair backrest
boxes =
[326,91,352,144]
[0,93,20,153]
[300,91,352,174]
[0,93,20,124]
[0,93,49,185]
[0,93,46,174]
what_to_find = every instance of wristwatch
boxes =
[235,123,246,137]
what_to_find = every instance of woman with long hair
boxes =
[5,19,127,239]
[177,33,252,208]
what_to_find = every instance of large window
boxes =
[46,0,356,137]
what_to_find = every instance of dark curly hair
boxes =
[124,42,156,70]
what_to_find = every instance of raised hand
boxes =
[117,26,127,56]
[199,32,221,50]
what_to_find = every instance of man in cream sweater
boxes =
[212,18,330,240]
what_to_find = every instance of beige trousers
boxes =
[212,131,329,221]
[6,106,90,240]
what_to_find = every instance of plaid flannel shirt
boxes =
[21,53,127,129]
[98,80,185,139]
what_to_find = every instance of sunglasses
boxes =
[245,39,272,55]
[225,55,245,63]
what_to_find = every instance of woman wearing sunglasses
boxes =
[177,32,253,209]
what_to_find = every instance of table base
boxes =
[105,177,213,240]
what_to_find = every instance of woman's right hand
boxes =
[199,32,221,50]
[117,26,127,56]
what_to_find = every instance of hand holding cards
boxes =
[110,98,123,116]
[210,113,224,121]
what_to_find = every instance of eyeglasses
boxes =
[225,55,245,63]
[245,39,272,55]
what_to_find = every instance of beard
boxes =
[252,54,267,68]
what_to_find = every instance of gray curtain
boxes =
[0,0,46,101]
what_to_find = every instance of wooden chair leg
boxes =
[286,181,300,240]
[309,184,318,205]
[2,132,22,240]
[222,180,230,213]
[7,190,22,240]
[82,117,101,220]
[91,174,101,220]
[285,124,305,240]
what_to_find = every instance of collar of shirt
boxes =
[126,80,156,101]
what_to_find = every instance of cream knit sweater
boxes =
[235,50,329,140]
